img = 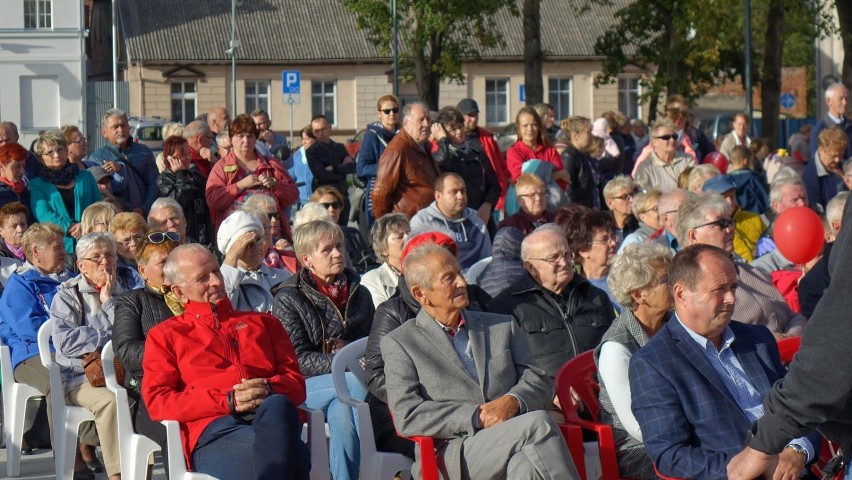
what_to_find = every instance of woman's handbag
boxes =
[81,351,126,388]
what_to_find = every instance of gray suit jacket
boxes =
[381,308,553,478]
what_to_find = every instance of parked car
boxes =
[345,128,366,158]
[128,116,167,152]
[495,124,517,154]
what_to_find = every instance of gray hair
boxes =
[216,129,230,147]
[148,197,184,229]
[658,189,693,222]
[603,175,636,199]
[826,192,849,235]
[632,189,662,217]
[677,193,733,246]
[825,82,849,99]
[371,213,410,263]
[163,243,213,285]
[521,224,565,261]
[292,220,344,260]
[687,164,721,193]
[75,231,116,259]
[769,173,805,208]
[183,120,211,140]
[101,108,127,129]
[34,130,68,157]
[293,202,332,228]
[402,242,452,291]
[650,118,676,134]
[244,193,277,213]
[402,102,426,122]
[22,223,64,261]
[249,108,269,119]
[241,205,269,224]
[162,122,184,139]
[607,242,673,310]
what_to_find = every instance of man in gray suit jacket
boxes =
[382,243,579,479]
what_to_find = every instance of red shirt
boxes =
[505,141,566,189]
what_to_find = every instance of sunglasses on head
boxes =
[380,107,400,115]
[148,231,181,244]
[320,201,342,210]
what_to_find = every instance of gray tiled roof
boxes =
[119,0,630,63]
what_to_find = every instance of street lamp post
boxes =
[744,0,753,125]
[392,0,398,98]
[229,0,239,113]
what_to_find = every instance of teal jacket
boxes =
[29,170,100,253]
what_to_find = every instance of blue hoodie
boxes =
[356,122,397,181]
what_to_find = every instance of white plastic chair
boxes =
[301,405,331,480]
[464,256,492,285]
[331,337,413,480]
[1,337,44,476]
[102,341,160,480]
[161,419,219,480]
[36,319,95,480]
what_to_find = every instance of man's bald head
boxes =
[207,107,231,134]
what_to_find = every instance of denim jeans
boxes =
[305,372,365,480]
[192,395,310,480]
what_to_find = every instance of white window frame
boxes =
[311,80,337,126]
[485,78,510,125]
[618,76,643,121]
[24,0,52,29]
[245,80,270,114]
[547,77,573,121]
[169,81,197,124]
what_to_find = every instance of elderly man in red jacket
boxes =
[142,243,309,480]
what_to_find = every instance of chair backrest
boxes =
[36,319,65,403]
[330,337,368,403]
[102,341,137,444]
[777,336,801,365]
[465,256,492,285]
[554,350,601,422]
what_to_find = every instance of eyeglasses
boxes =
[517,191,547,199]
[609,193,633,201]
[656,134,677,142]
[80,253,116,264]
[148,231,181,244]
[69,138,88,145]
[43,147,67,157]
[591,235,616,245]
[443,124,463,132]
[117,234,145,246]
[320,201,342,210]
[693,218,736,231]
[641,206,659,214]
[527,251,573,265]
[267,211,281,221]
[380,108,400,115]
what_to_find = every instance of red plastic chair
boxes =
[777,336,801,365]
[555,350,629,480]
[409,436,439,480]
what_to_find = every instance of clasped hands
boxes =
[477,395,520,429]
[233,378,272,414]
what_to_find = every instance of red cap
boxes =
[400,231,458,274]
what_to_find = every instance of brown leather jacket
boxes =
[371,128,440,219]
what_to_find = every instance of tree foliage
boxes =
[342,0,517,110]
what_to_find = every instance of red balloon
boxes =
[703,151,729,174]
[773,207,824,264]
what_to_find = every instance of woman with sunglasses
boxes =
[29,131,101,254]
[633,119,696,193]
[157,135,215,246]
[356,94,400,227]
[310,186,372,271]
[112,229,181,475]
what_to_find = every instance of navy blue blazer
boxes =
[629,319,786,480]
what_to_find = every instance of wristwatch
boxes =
[785,443,808,458]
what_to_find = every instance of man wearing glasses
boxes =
[490,224,615,383]
[633,118,695,193]
[677,194,807,338]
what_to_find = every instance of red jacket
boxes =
[142,299,306,469]
[505,141,566,189]
[205,152,299,233]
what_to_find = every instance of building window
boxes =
[618,76,642,120]
[312,80,336,125]
[485,79,509,125]
[20,76,59,129]
[245,80,270,113]
[170,81,197,124]
[24,0,52,29]
[548,77,572,121]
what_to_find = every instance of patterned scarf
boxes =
[39,162,79,186]
[306,270,349,312]
[150,284,185,316]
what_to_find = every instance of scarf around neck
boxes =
[0,176,26,195]
[39,162,79,186]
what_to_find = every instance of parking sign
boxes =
[282,70,301,94]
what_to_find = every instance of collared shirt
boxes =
[676,316,814,461]
[436,316,479,382]
[733,261,807,336]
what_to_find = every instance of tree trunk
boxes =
[523,0,543,105]
[837,0,852,92]
[761,0,785,150]
[413,46,440,111]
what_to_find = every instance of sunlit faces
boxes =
[516,185,547,218]
[0,159,25,184]
[77,242,117,287]
[403,104,431,143]
[0,213,27,247]
[231,132,257,159]
[148,206,187,242]
[310,118,331,143]
[302,234,346,279]
[773,184,807,214]
[41,145,68,169]
[674,252,738,342]
[378,100,399,131]
[517,113,540,146]
[690,213,735,254]
[435,175,467,219]
[101,115,130,147]
[171,250,227,304]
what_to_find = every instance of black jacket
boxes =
[271,268,373,378]
[364,275,491,402]
[306,140,355,194]
[489,272,615,379]
[433,138,500,210]
[798,242,832,319]
[561,145,600,209]
[113,285,176,389]
[156,165,214,246]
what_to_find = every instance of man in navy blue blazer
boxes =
[629,244,817,479]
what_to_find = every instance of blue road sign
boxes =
[519,84,525,103]
[780,92,795,110]
[282,71,301,94]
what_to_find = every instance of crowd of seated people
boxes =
[0,92,847,480]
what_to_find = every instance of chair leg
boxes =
[5,393,26,477]
[58,418,79,480]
